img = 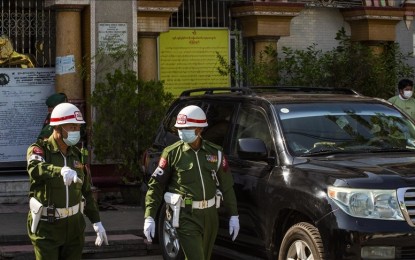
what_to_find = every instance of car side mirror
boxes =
[237,138,268,161]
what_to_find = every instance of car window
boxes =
[203,103,234,147]
[276,102,415,156]
[231,106,273,157]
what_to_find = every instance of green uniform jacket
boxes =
[26,135,100,223]
[388,95,415,121]
[145,139,238,219]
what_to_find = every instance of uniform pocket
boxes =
[203,161,217,173]
[175,162,195,185]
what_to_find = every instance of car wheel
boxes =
[278,222,325,260]
[158,203,185,260]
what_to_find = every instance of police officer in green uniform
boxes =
[27,103,108,260]
[144,105,239,260]
[388,79,415,121]
[38,92,67,140]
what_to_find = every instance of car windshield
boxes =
[275,102,415,156]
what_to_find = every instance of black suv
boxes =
[142,87,415,260]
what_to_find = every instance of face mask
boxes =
[403,90,413,99]
[62,129,81,146]
[178,129,198,143]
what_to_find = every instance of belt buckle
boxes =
[64,208,69,216]
[200,200,207,209]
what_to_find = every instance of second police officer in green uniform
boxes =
[27,103,108,259]
[144,105,239,260]
[38,92,67,140]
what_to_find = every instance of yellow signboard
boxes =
[159,29,230,96]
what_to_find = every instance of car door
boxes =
[216,104,276,256]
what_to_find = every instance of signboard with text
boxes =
[159,29,230,96]
[98,23,128,52]
[0,68,55,164]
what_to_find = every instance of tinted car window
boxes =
[276,102,415,156]
[203,103,234,147]
[231,106,273,157]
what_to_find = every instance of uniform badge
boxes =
[159,158,167,169]
[176,114,187,125]
[206,155,218,163]
[33,147,44,155]
[152,167,164,177]
[28,146,45,163]
[28,154,45,163]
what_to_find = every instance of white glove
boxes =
[60,166,77,186]
[144,217,155,243]
[93,222,109,246]
[229,215,240,241]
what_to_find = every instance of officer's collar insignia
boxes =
[74,160,83,169]
[182,142,191,151]
[206,155,218,163]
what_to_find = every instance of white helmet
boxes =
[49,103,85,126]
[175,105,208,128]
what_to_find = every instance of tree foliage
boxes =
[91,69,173,183]
[218,28,414,99]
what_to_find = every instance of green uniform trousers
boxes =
[27,211,86,260]
[177,206,218,260]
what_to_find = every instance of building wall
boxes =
[276,6,415,74]
[93,0,137,83]
[396,20,415,68]
[277,7,351,53]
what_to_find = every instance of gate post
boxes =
[230,2,304,63]
[137,0,183,81]
[45,1,88,102]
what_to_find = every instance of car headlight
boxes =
[328,186,404,220]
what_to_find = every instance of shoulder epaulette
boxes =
[164,140,183,153]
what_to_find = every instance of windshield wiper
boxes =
[301,149,348,156]
[365,147,414,153]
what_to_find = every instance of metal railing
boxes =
[0,0,55,68]
[170,0,230,28]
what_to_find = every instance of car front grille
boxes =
[395,246,415,259]
[397,187,415,227]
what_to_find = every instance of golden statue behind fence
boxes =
[0,35,35,68]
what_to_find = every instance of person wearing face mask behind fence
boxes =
[144,105,239,260]
[388,79,415,121]
[26,103,108,260]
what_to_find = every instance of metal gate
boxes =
[0,0,55,68]
[169,0,230,28]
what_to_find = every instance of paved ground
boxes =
[0,198,161,259]
[0,199,144,238]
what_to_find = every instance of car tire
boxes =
[278,222,325,260]
[157,203,185,260]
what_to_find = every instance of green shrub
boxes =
[218,28,414,99]
[91,69,173,183]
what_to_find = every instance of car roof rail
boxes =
[179,87,252,97]
[248,86,360,95]
[179,86,360,97]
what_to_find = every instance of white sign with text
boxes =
[0,68,55,163]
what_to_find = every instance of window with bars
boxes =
[169,0,230,28]
[0,0,55,68]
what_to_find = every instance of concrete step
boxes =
[0,234,161,260]
[0,174,122,205]
[0,175,29,204]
